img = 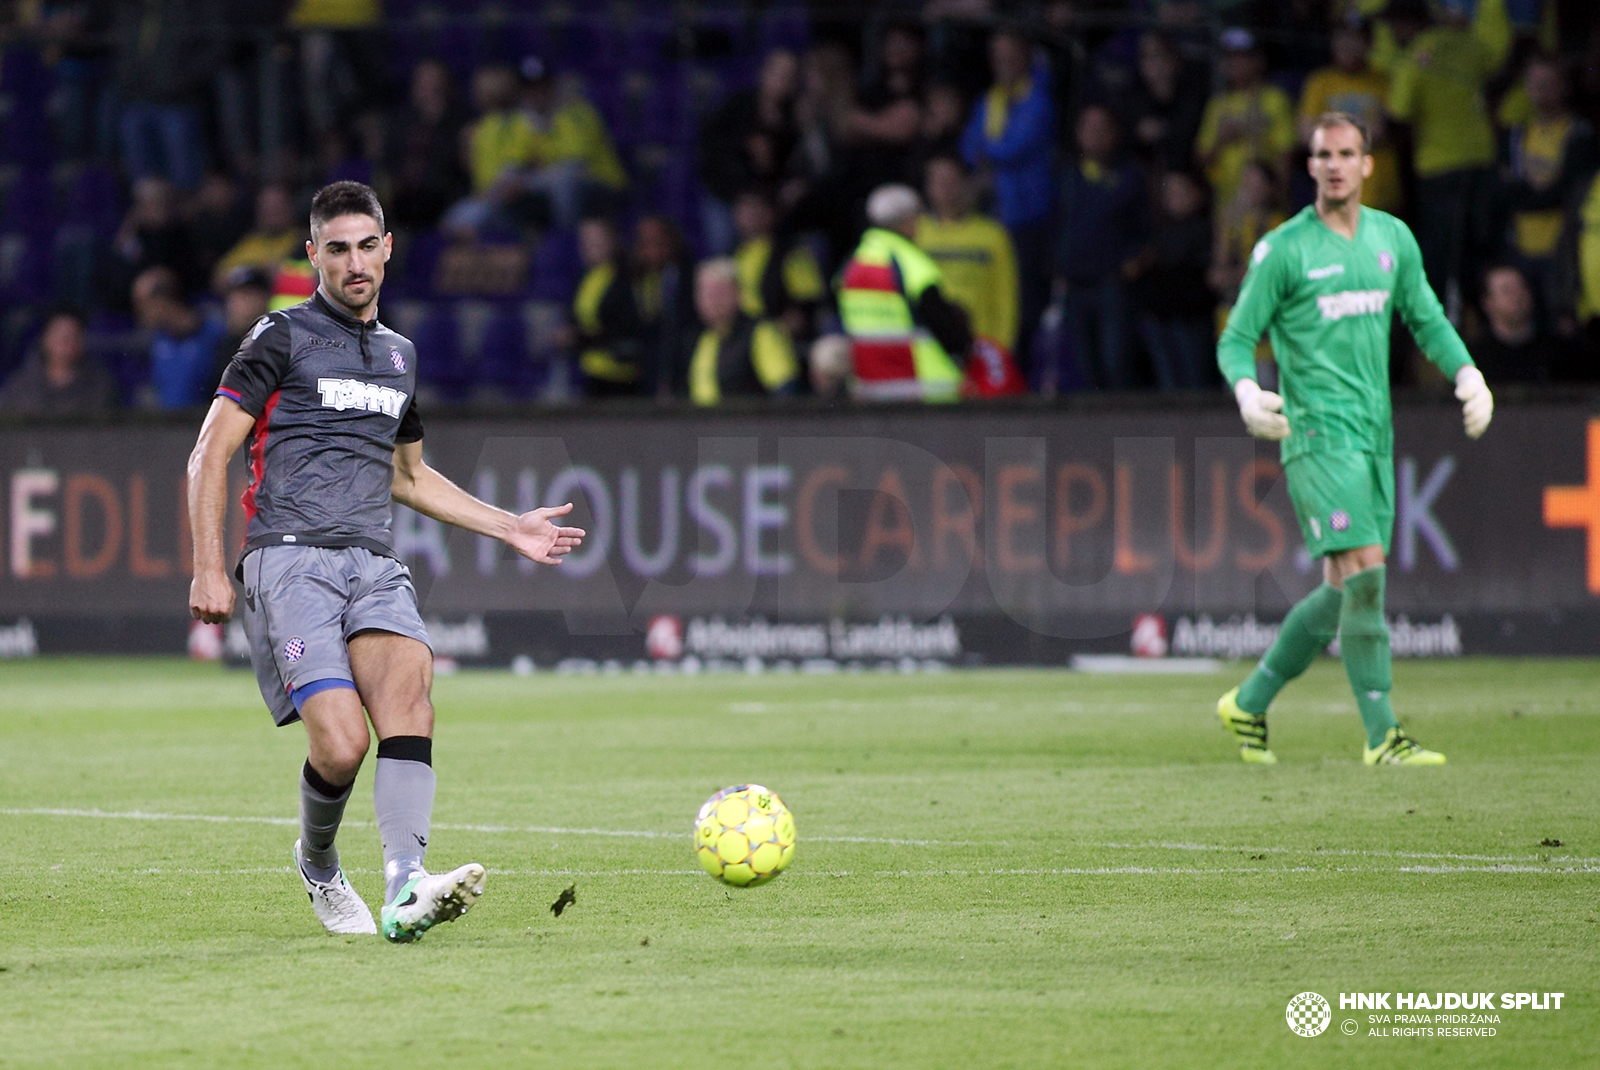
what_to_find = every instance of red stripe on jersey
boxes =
[240,389,282,532]
[840,262,900,292]
[851,339,917,381]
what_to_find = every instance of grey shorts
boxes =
[241,545,431,726]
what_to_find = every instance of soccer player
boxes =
[187,181,585,940]
[1214,113,1493,766]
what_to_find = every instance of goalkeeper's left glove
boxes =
[1454,365,1493,439]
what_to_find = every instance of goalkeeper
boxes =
[1214,112,1493,766]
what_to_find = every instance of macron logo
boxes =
[1306,264,1345,280]
[316,378,408,418]
[1317,289,1390,321]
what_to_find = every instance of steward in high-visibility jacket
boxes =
[836,187,973,402]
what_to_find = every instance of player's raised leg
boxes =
[352,631,486,942]
[295,684,378,934]
[1328,549,1445,766]
[1218,582,1343,763]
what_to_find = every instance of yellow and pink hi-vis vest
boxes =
[836,228,964,402]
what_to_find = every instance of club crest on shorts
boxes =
[283,636,306,663]
[389,348,406,373]
[1378,251,1394,272]
[1330,509,1351,532]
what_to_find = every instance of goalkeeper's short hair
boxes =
[1312,111,1370,153]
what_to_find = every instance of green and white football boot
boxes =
[380,863,487,943]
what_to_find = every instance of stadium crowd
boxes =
[0,0,1597,413]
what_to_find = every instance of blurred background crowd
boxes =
[0,0,1597,414]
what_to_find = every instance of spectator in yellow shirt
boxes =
[730,188,826,346]
[211,185,302,293]
[1209,159,1285,368]
[516,57,628,229]
[915,153,1019,351]
[1498,53,1597,315]
[1386,0,1508,308]
[1552,168,1600,377]
[1195,29,1296,216]
[689,258,798,405]
[571,216,645,397]
[1299,22,1402,214]
[443,64,538,237]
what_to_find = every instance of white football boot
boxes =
[294,839,378,935]
[380,863,487,943]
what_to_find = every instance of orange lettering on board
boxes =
[128,474,172,578]
[796,465,848,575]
[176,476,193,576]
[1235,460,1286,571]
[930,464,981,571]
[1114,464,1154,574]
[995,464,1042,572]
[1053,463,1106,570]
[859,468,919,571]
[1170,463,1227,572]
[1542,419,1600,593]
[64,474,122,578]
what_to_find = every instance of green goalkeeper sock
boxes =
[1236,583,1343,715]
[1338,565,1399,749]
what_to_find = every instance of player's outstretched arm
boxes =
[391,441,586,565]
[187,397,257,623]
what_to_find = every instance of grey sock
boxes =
[299,760,352,884]
[374,738,435,901]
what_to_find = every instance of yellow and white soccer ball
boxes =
[693,784,796,886]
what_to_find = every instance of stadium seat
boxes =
[528,227,581,304]
[475,302,537,397]
[409,301,473,400]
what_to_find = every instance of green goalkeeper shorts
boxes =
[1284,450,1394,558]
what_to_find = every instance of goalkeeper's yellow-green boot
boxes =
[1217,686,1276,764]
[1363,727,1446,766]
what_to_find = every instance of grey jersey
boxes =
[216,290,423,570]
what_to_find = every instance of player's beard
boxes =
[332,273,380,315]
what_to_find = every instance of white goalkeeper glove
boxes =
[1454,365,1493,439]
[1234,379,1290,440]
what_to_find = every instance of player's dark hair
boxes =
[1313,111,1370,153]
[309,181,385,239]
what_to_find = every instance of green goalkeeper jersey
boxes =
[1216,205,1473,461]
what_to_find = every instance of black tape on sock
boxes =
[376,735,433,766]
[302,759,353,799]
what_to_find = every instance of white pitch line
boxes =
[0,807,972,847]
[11,865,1598,880]
[6,810,1593,867]
[1100,841,1600,866]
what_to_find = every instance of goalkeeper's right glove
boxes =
[1234,379,1290,440]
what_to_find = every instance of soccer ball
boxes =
[693,784,796,887]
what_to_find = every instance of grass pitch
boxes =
[0,657,1596,1069]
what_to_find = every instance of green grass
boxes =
[0,657,1596,1069]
